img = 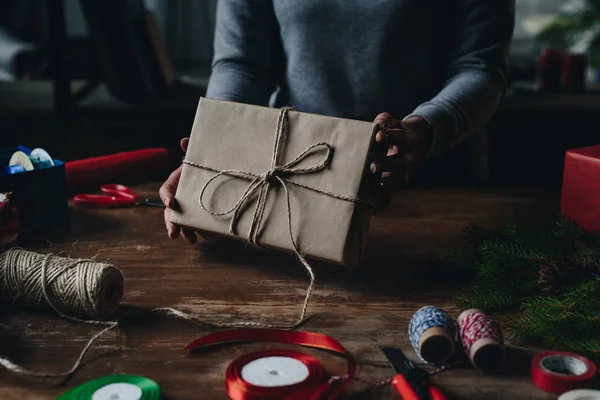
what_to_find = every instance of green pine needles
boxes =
[447,216,600,357]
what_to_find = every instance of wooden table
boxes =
[0,182,560,399]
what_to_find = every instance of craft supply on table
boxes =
[73,184,165,208]
[28,148,55,169]
[457,308,505,372]
[409,306,456,366]
[4,147,55,175]
[0,145,69,234]
[531,351,597,395]
[381,346,447,400]
[0,193,19,247]
[185,328,356,400]
[0,248,123,319]
[8,150,34,172]
[64,148,170,192]
[559,389,600,400]
[0,248,122,381]
[56,374,161,400]
[561,144,600,230]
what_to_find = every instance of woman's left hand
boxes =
[371,112,434,187]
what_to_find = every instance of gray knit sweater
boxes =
[206,0,515,181]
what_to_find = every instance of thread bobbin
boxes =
[409,306,456,366]
[458,308,505,372]
[418,326,455,365]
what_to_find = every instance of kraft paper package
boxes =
[170,97,381,268]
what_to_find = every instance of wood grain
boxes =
[0,182,559,399]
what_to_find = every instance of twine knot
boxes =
[195,107,334,246]
[263,170,279,184]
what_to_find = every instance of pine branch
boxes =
[479,239,549,261]
[456,286,518,313]
[454,216,600,356]
[506,314,557,341]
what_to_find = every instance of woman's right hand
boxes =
[159,138,199,244]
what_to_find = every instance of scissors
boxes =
[381,347,447,400]
[73,184,165,208]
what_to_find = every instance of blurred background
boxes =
[0,0,599,186]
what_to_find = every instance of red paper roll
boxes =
[65,148,170,191]
[531,351,597,395]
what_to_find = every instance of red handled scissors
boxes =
[382,347,447,400]
[73,184,165,208]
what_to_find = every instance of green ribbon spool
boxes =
[56,374,161,400]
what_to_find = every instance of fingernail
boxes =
[376,131,388,143]
[370,163,380,174]
[167,227,174,238]
[164,198,172,208]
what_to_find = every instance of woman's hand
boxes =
[371,113,433,187]
[159,138,199,244]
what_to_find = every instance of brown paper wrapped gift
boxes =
[170,98,380,268]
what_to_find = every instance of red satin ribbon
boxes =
[185,329,356,400]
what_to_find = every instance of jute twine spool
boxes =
[457,308,505,372]
[0,248,123,319]
[0,248,123,381]
[0,247,315,384]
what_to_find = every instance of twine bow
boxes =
[182,106,369,329]
[197,109,333,246]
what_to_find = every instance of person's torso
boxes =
[271,0,455,122]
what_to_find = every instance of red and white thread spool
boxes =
[458,309,505,371]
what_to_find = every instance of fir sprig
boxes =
[452,215,600,357]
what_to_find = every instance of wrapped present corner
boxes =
[561,144,600,230]
[170,98,380,268]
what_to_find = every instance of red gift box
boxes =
[561,145,600,230]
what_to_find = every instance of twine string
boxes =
[0,248,121,381]
[182,107,371,329]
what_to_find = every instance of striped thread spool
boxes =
[457,308,505,371]
[409,306,456,365]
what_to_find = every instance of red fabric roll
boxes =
[65,148,170,191]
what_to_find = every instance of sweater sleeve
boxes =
[205,0,281,105]
[406,1,515,158]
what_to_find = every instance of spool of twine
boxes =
[408,306,456,365]
[0,248,123,319]
[457,308,505,372]
[0,248,124,381]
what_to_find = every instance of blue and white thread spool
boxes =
[409,306,456,365]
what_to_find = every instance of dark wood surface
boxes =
[0,182,561,399]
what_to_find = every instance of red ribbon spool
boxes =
[185,328,356,400]
[531,351,598,395]
[226,350,328,400]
